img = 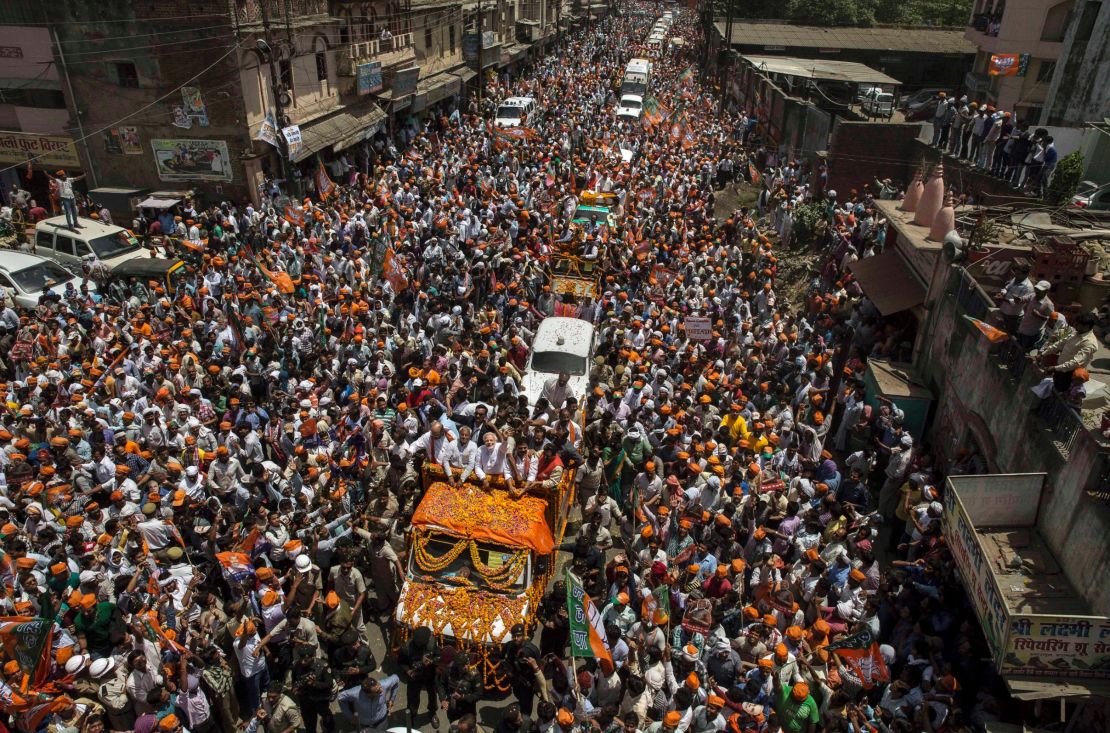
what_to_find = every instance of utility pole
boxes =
[477,0,484,109]
[721,0,735,94]
[52,27,98,188]
[259,0,292,187]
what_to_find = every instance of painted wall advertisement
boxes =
[357,61,383,95]
[151,139,232,182]
[943,483,1110,680]
[0,131,80,168]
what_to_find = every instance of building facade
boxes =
[963,0,1072,121]
[0,0,574,209]
[1039,0,1110,126]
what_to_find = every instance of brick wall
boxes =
[828,121,1026,202]
[827,121,924,196]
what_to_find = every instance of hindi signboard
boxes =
[684,316,712,340]
[943,477,1110,681]
[357,61,383,95]
[1002,615,1110,679]
[0,131,80,169]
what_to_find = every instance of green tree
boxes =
[791,203,827,247]
[1046,150,1084,206]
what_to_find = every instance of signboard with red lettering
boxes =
[0,131,80,168]
[684,316,712,340]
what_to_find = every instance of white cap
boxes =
[929,501,944,514]
[78,570,97,585]
[900,434,913,447]
[186,465,199,477]
[89,657,116,679]
[295,555,312,573]
[64,654,89,675]
[1035,280,1051,291]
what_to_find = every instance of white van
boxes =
[523,317,596,412]
[616,94,644,121]
[34,216,146,272]
[494,96,538,128]
[623,58,653,97]
[861,90,895,119]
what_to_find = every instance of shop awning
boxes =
[1005,676,1110,700]
[507,43,530,61]
[848,251,927,316]
[453,68,477,84]
[412,71,462,113]
[290,100,387,163]
[136,196,181,209]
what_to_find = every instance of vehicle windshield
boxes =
[621,99,642,111]
[531,350,588,376]
[88,230,141,260]
[496,106,524,121]
[415,534,529,593]
[11,261,72,293]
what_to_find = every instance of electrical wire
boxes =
[9,13,233,25]
[49,23,235,45]
[0,41,245,176]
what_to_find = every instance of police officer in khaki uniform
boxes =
[245,680,304,733]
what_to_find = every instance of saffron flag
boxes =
[0,617,53,693]
[963,315,1009,343]
[826,629,890,689]
[565,568,612,665]
[748,163,762,185]
[283,205,305,228]
[382,247,408,293]
[316,162,337,200]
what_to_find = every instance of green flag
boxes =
[565,568,612,663]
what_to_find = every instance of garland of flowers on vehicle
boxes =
[467,541,529,590]
[413,531,529,589]
[412,532,469,572]
[396,580,548,692]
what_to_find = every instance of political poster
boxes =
[282,125,303,160]
[151,139,232,182]
[181,86,209,126]
[684,316,712,340]
[988,54,1020,76]
[254,112,280,148]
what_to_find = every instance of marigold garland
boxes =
[413,532,469,572]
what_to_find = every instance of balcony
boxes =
[233,0,330,29]
[969,11,1002,38]
[337,33,415,76]
[946,266,1108,462]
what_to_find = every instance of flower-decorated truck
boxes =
[394,465,575,690]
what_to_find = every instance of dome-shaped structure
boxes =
[914,163,945,227]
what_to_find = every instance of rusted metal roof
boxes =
[717,22,976,55]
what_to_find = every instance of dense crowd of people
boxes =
[0,5,1062,733]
